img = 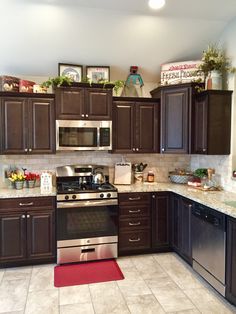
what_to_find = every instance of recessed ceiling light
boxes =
[148,0,165,10]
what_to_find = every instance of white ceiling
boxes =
[0,0,236,81]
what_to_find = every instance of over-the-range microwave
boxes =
[56,120,112,151]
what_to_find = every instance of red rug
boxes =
[54,259,124,287]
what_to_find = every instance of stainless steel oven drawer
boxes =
[57,242,117,264]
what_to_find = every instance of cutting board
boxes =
[114,162,132,185]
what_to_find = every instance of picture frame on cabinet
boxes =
[86,66,110,83]
[58,63,83,82]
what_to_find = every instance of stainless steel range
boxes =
[56,165,118,264]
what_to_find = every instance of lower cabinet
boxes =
[118,192,151,254]
[171,194,193,264]
[0,197,56,266]
[151,192,170,249]
[226,217,236,305]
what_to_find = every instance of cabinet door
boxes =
[180,197,193,264]
[85,88,112,120]
[226,218,236,305]
[161,87,189,153]
[28,98,55,153]
[136,102,159,153]
[55,87,85,119]
[171,194,181,251]
[0,212,26,262]
[192,95,208,154]
[1,97,28,154]
[27,210,55,261]
[112,101,134,153]
[152,193,170,249]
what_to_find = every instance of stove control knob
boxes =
[72,195,77,200]
[107,193,111,198]
[100,193,104,198]
[65,195,69,200]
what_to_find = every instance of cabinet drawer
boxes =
[119,205,150,218]
[119,193,150,205]
[0,197,55,212]
[119,217,150,230]
[119,230,150,251]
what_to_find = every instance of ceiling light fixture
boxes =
[148,0,165,10]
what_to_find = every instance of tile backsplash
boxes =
[1,152,235,192]
[0,152,190,187]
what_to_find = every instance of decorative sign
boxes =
[160,60,204,85]
[40,172,53,194]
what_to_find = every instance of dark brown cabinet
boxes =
[112,97,159,153]
[118,192,151,254]
[0,197,56,266]
[171,194,193,264]
[151,192,170,250]
[55,84,113,120]
[192,90,232,155]
[0,92,55,154]
[226,217,236,305]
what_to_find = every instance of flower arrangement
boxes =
[8,171,26,182]
[198,44,235,77]
[25,172,40,182]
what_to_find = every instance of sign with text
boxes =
[161,60,204,85]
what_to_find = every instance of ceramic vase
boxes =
[15,181,24,190]
[134,171,143,184]
[205,70,222,90]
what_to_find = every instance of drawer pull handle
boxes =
[129,222,141,226]
[129,237,141,242]
[19,202,34,206]
[128,209,141,213]
[128,197,141,201]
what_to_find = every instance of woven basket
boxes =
[169,174,192,184]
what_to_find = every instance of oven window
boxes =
[59,127,97,147]
[57,205,118,240]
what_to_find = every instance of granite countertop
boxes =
[0,183,236,219]
[115,182,236,219]
[0,187,56,198]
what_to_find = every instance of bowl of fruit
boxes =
[169,169,193,184]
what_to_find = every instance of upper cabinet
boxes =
[55,83,113,120]
[112,97,160,154]
[0,92,55,154]
[191,90,232,155]
[151,83,197,154]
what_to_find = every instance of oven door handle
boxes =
[57,199,118,208]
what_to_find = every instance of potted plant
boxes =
[25,172,40,188]
[8,171,26,190]
[41,75,73,91]
[198,44,235,89]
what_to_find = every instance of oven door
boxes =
[57,199,118,247]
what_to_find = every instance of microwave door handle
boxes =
[97,126,100,148]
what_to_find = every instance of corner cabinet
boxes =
[0,92,55,154]
[55,83,113,120]
[0,197,56,267]
[112,97,160,153]
[226,217,236,306]
[191,90,232,155]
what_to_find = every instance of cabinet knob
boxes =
[24,148,28,152]
[27,214,30,218]
[85,114,89,117]
[162,148,165,152]
[203,148,206,152]
[81,114,85,117]
[29,148,32,152]
[152,194,155,199]
[189,204,192,208]
[132,148,136,151]
[136,148,139,151]
[21,214,26,219]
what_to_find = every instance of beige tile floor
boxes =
[0,253,236,314]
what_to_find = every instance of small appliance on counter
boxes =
[114,162,132,185]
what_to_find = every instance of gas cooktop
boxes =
[57,182,117,194]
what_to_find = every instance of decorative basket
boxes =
[169,174,192,184]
